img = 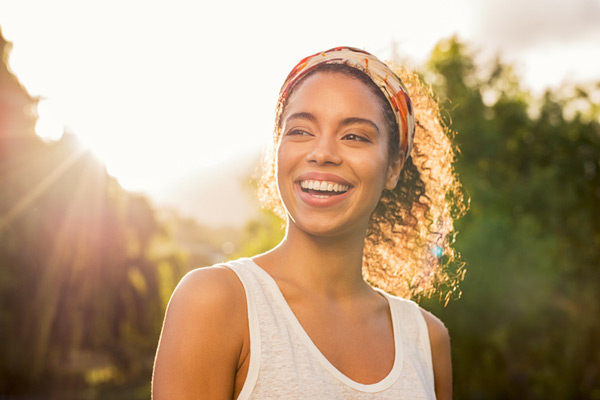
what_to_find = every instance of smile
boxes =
[299,180,350,198]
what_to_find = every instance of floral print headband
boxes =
[278,46,415,162]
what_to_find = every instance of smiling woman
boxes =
[152,47,465,400]
[276,72,396,238]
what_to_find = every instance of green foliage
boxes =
[421,36,600,399]
[232,209,285,259]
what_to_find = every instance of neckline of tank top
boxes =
[238,257,405,393]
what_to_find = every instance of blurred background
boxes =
[0,0,599,398]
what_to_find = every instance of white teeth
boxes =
[299,180,349,193]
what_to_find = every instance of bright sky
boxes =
[1,0,599,196]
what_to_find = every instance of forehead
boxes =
[281,72,385,121]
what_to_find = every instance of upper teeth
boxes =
[300,180,349,192]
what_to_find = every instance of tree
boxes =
[0,28,186,396]
[421,36,600,398]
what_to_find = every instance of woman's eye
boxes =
[343,133,369,142]
[286,129,311,136]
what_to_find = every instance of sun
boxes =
[33,97,165,194]
[35,99,65,142]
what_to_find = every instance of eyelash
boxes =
[342,133,370,143]
[286,129,312,136]
[285,130,370,143]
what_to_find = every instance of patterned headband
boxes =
[278,46,415,161]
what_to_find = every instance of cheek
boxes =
[275,142,296,192]
[276,139,303,171]
[353,145,390,184]
[275,143,286,179]
[368,161,390,190]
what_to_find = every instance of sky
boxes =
[1,0,599,206]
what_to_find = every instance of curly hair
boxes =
[258,63,466,302]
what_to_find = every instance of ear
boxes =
[385,153,404,190]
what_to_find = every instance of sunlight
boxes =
[2,0,597,201]
[0,146,87,231]
[35,99,64,142]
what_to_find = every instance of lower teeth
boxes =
[301,187,346,197]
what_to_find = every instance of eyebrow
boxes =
[339,117,380,135]
[285,112,380,135]
[285,112,317,124]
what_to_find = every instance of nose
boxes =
[306,135,342,166]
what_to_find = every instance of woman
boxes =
[153,47,464,399]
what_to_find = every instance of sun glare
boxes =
[4,0,596,201]
[35,99,65,142]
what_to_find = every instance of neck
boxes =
[256,220,371,298]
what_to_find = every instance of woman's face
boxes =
[276,72,402,238]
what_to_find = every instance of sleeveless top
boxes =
[223,258,436,399]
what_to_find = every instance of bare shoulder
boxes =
[161,265,248,350]
[152,265,248,400]
[419,307,450,346]
[163,265,248,334]
[419,307,453,400]
[170,265,246,312]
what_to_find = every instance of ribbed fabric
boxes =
[224,258,436,400]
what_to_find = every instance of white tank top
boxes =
[224,258,436,399]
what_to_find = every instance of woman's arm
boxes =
[421,309,453,400]
[152,266,248,400]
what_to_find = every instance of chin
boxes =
[288,216,365,240]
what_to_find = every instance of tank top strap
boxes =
[379,292,435,392]
[220,258,263,400]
